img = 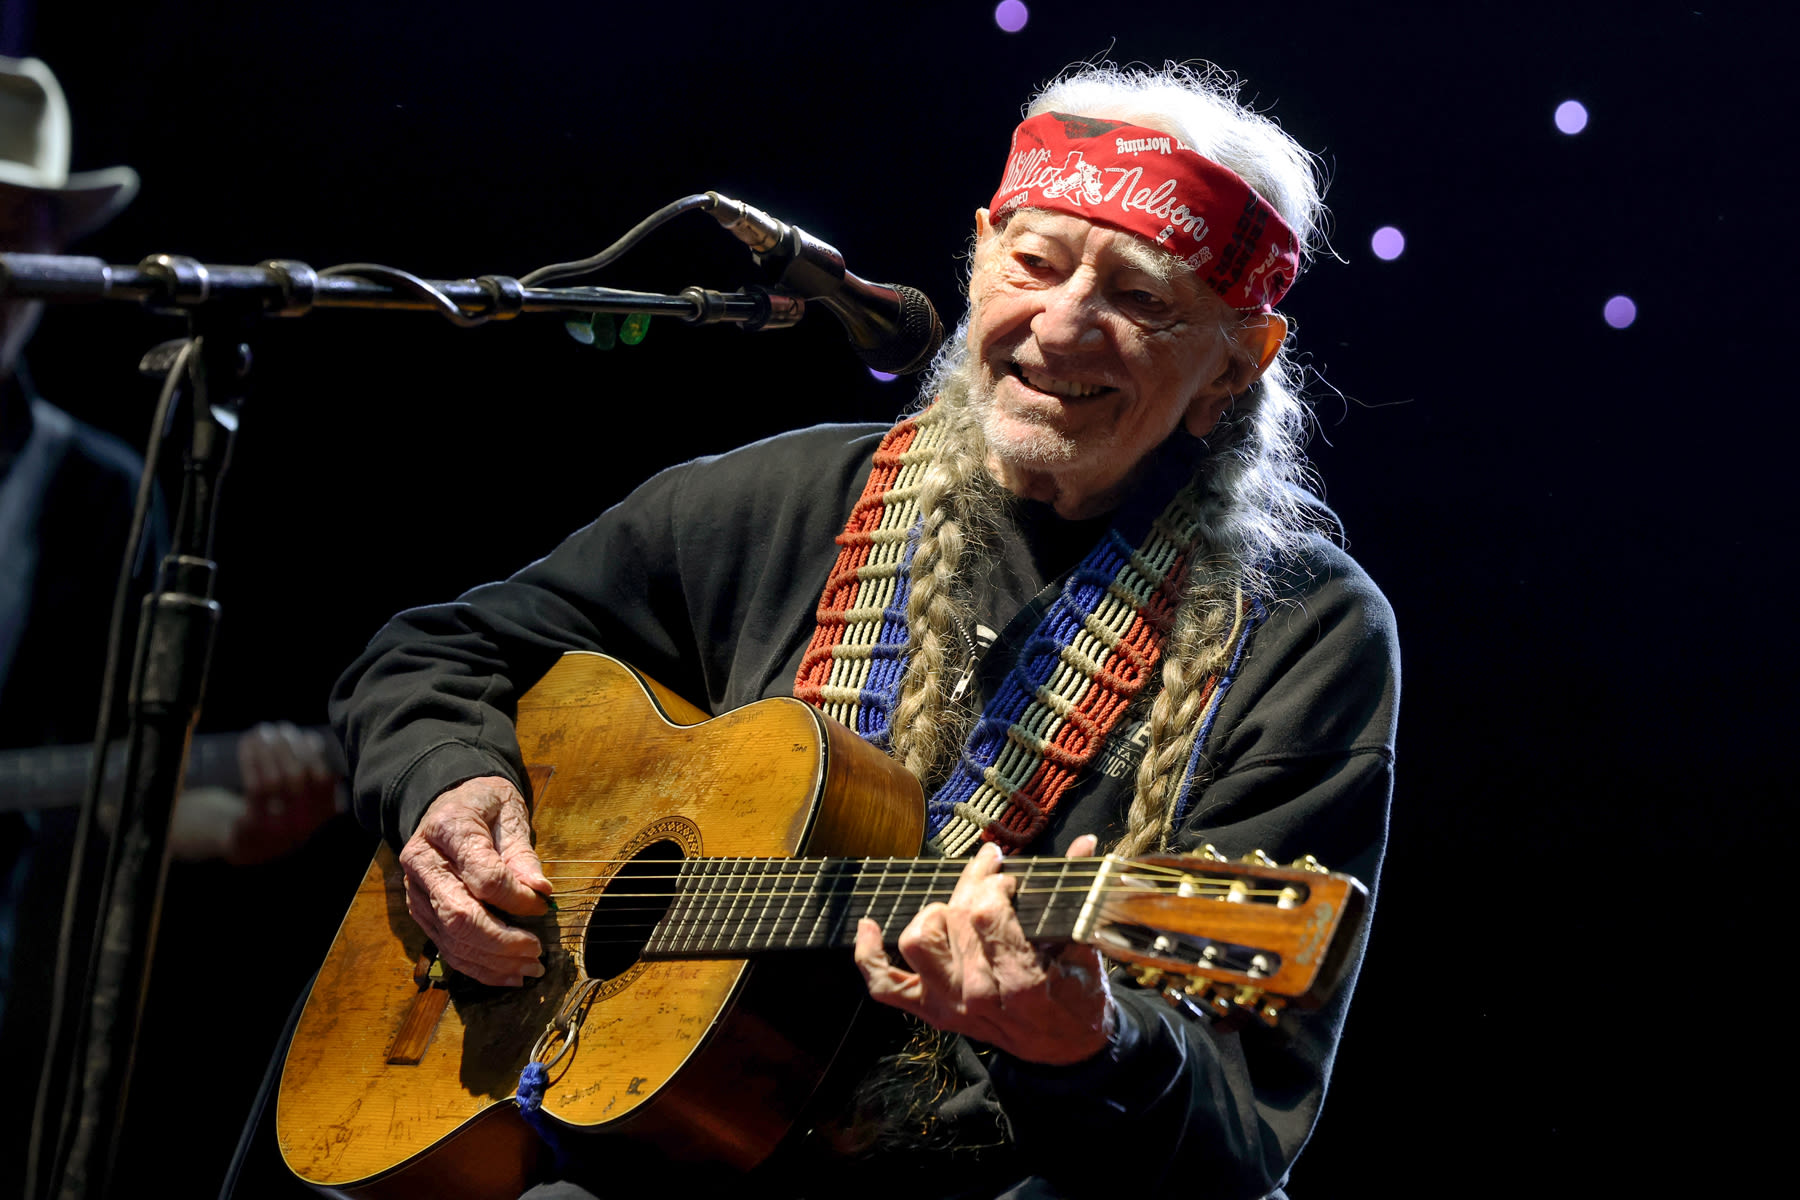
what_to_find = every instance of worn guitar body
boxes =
[280,653,1368,1198]
[277,652,926,1198]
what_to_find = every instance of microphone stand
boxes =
[36,318,242,1200]
[0,249,806,1200]
[0,252,809,328]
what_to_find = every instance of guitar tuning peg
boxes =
[1288,854,1329,874]
[1197,843,1225,862]
[1256,998,1287,1027]
[1242,849,1277,867]
[1129,965,1166,989]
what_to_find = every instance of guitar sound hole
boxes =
[583,839,684,980]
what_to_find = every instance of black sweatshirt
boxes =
[331,422,1399,1199]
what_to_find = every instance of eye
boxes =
[1125,288,1168,310]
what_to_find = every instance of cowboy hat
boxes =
[0,55,137,244]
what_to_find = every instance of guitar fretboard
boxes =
[641,856,1093,957]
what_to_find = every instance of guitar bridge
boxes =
[386,945,451,1065]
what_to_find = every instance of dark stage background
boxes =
[9,1,1789,1195]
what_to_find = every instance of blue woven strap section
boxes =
[1169,596,1266,829]
[922,539,1133,838]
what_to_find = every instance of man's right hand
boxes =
[398,775,552,986]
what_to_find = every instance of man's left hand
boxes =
[854,833,1113,1066]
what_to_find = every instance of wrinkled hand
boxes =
[229,722,345,864]
[855,834,1114,1066]
[398,775,551,986]
[169,722,345,864]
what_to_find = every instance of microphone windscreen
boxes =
[858,284,944,375]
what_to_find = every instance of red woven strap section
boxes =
[984,579,1181,849]
[793,416,921,704]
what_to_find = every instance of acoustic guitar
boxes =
[278,652,1365,1198]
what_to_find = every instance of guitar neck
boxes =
[641,856,1090,958]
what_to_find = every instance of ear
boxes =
[1183,313,1289,437]
[974,207,994,245]
[968,208,997,299]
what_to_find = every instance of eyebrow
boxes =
[1111,238,1181,285]
[999,210,1221,319]
[1004,211,1186,287]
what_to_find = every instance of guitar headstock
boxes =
[1074,845,1367,1025]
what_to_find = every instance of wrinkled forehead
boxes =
[989,207,1217,301]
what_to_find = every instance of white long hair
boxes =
[891,62,1331,856]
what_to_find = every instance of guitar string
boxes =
[530,861,1287,888]
[533,857,1236,870]
[505,883,1298,914]
[525,880,1297,902]
[488,880,1302,942]
[435,902,1300,944]
[383,875,1299,910]
[527,861,1275,887]
[390,860,1309,949]
[412,878,1297,911]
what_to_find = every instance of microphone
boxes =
[705,191,943,375]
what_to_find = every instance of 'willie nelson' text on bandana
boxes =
[989,111,1300,312]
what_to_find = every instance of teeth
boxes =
[1018,365,1109,399]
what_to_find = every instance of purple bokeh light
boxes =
[1554,100,1589,135]
[994,1,1029,33]
[869,368,899,383]
[1370,226,1405,261]
[1603,295,1637,329]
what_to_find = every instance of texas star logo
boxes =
[1040,150,1107,205]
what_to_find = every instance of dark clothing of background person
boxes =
[0,373,166,1184]
[331,422,1399,1199]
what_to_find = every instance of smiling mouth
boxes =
[1009,362,1115,400]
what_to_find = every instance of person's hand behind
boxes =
[228,721,345,864]
[169,721,344,863]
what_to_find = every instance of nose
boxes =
[1028,271,1107,352]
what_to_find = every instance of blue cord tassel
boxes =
[515,1060,569,1168]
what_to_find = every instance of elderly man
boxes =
[332,63,1397,1199]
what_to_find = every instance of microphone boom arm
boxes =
[0,252,807,331]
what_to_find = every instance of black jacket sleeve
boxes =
[328,424,885,847]
[986,539,1399,1199]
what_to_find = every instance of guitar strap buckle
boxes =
[529,978,602,1071]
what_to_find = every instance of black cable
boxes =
[518,193,714,286]
[25,338,194,1200]
[318,263,486,327]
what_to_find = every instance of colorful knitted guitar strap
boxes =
[794,403,1260,856]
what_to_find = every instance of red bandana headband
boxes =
[989,111,1300,311]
